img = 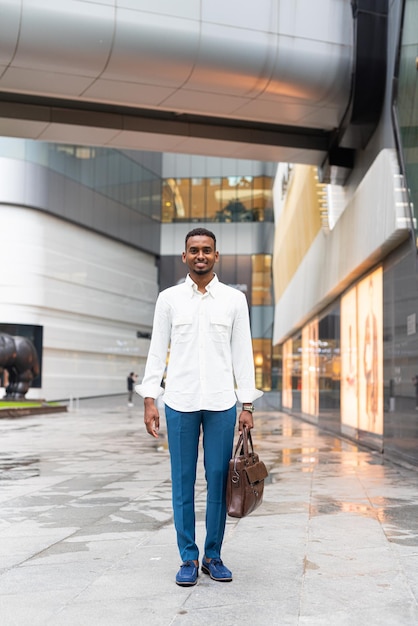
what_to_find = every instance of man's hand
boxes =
[238,409,254,432]
[144,397,160,438]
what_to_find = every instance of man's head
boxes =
[185,228,216,250]
[183,228,219,279]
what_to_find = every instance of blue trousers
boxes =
[165,405,236,563]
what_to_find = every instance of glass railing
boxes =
[0,138,162,220]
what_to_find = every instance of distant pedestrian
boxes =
[127,372,137,407]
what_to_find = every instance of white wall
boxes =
[0,206,158,400]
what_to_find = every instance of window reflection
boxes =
[161,175,273,223]
[191,178,206,221]
[253,338,273,390]
[252,255,272,306]
[279,305,342,425]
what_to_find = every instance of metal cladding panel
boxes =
[9,1,115,76]
[102,9,200,86]
[0,0,21,66]
[0,0,353,130]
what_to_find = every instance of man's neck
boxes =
[190,272,215,293]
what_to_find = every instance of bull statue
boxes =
[0,333,40,399]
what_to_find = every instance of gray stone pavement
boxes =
[0,395,418,626]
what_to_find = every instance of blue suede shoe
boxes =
[175,561,198,586]
[201,556,232,582]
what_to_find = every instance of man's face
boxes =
[182,235,219,277]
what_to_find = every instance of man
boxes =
[136,228,262,586]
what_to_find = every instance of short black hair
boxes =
[185,228,216,250]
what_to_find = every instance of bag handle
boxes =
[233,425,255,459]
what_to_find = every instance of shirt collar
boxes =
[186,273,219,297]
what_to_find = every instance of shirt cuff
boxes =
[135,383,164,399]
[235,388,264,403]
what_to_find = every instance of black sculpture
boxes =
[0,333,40,399]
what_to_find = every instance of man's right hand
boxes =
[144,397,160,438]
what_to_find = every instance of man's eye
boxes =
[189,247,212,254]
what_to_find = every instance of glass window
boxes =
[161,178,190,221]
[302,320,319,419]
[190,178,206,221]
[282,339,293,408]
[252,255,272,306]
[207,177,223,221]
[271,343,282,392]
[292,333,302,411]
[162,180,175,222]
[215,176,253,222]
[160,174,274,223]
[176,179,191,220]
[253,176,274,221]
[282,336,303,409]
[318,307,340,412]
[252,338,273,391]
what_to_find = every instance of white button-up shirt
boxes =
[136,274,263,411]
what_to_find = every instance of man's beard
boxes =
[193,264,212,275]
[193,265,213,275]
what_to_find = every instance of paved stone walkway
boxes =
[0,396,417,625]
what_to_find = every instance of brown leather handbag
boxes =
[226,426,268,518]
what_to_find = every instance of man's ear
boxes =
[182,251,187,264]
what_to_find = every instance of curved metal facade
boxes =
[0,1,352,127]
[0,0,355,164]
[0,1,390,175]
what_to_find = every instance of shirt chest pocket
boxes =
[209,316,231,343]
[172,317,193,343]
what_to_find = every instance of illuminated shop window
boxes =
[341,268,383,435]
[282,339,293,409]
[302,320,319,418]
[252,338,273,391]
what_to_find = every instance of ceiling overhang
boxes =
[0,92,332,164]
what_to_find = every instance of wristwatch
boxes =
[242,403,255,413]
